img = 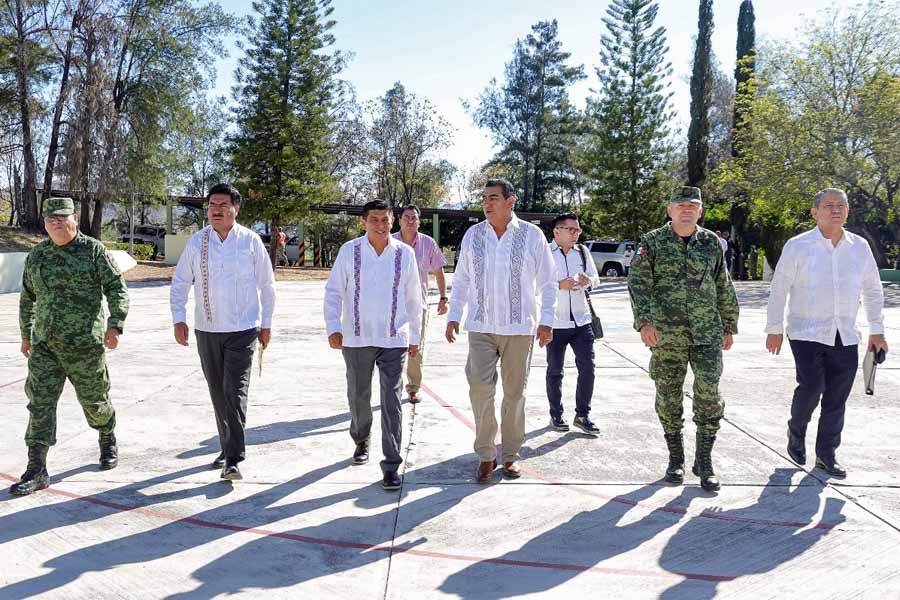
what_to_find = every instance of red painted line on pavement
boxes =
[0,377,26,389]
[418,383,837,532]
[0,472,732,582]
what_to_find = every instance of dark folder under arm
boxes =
[863,345,887,396]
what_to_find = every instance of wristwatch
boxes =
[439,296,448,302]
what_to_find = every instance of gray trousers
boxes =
[342,346,407,473]
[196,328,258,462]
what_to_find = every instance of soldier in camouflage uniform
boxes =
[628,187,739,491]
[11,197,129,496]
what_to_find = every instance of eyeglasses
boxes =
[45,215,70,223]
[401,216,420,222]
[555,226,581,234]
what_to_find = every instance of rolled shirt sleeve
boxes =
[255,235,276,328]
[170,238,195,325]
[97,246,129,333]
[536,233,558,327]
[323,244,348,336]
[404,248,424,345]
[861,241,885,335]
[447,233,471,324]
[19,255,36,341]
[765,240,797,334]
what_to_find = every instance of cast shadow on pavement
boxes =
[439,468,843,599]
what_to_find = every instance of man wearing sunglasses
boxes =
[546,213,601,436]
[12,197,129,495]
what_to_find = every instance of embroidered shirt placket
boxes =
[200,228,213,323]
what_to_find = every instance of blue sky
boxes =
[211,0,843,180]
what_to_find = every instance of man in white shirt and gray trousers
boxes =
[170,183,276,481]
[766,188,888,478]
[324,200,422,491]
[446,178,557,483]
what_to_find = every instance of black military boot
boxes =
[663,432,685,484]
[10,445,50,496]
[692,431,721,491]
[99,432,118,470]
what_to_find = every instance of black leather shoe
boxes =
[382,470,401,490]
[211,452,226,469]
[815,456,847,478]
[221,459,242,481]
[99,432,118,470]
[573,416,600,437]
[550,416,569,432]
[787,429,806,465]
[352,440,370,465]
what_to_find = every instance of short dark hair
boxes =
[400,204,420,218]
[362,199,392,219]
[552,213,579,228]
[206,183,242,205]
[484,178,515,199]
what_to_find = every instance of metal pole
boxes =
[432,212,440,245]
[129,191,135,257]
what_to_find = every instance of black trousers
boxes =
[545,323,595,419]
[788,333,858,459]
[196,328,258,462]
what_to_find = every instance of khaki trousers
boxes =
[405,307,430,394]
[465,332,534,463]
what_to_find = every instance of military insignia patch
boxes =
[631,245,646,267]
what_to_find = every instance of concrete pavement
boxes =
[1,278,899,599]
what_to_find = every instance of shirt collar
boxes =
[665,221,699,241]
[392,230,419,247]
[811,226,851,245]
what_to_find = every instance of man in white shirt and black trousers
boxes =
[766,188,888,478]
[446,178,557,484]
[546,213,601,436]
[170,183,276,481]
[324,200,422,491]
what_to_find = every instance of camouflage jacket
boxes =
[628,222,739,346]
[19,231,129,347]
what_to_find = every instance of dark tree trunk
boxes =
[13,0,39,231]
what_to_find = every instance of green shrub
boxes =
[104,241,154,260]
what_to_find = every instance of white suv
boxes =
[583,240,636,277]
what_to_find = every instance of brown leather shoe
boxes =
[476,459,497,483]
[408,391,420,404]
[502,461,521,479]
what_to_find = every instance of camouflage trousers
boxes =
[24,341,115,447]
[649,344,723,435]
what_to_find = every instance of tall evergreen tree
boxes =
[732,0,755,159]
[468,20,585,211]
[730,0,755,276]
[584,0,674,240]
[229,0,342,252]
[687,0,714,187]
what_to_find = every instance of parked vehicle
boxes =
[121,225,166,258]
[583,240,636,277]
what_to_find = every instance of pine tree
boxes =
[687,0,714,187]
[585,0,674,241]
[229,0,342,250]
[469,20,585,211]
[732,0,756,159]
[730,0,755,277]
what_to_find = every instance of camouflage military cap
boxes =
[669,186,702,204]
[42,197,75,216]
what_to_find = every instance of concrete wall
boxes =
[164,234,191,266]
[0,250,136,294]
[0,252,27,294]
